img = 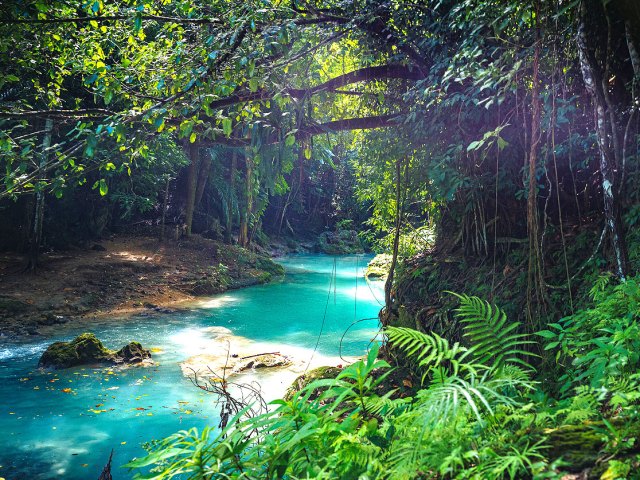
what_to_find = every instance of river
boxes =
[0,254,384,479]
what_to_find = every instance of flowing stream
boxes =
[0,254,384,479]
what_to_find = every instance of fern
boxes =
[449,292,536,370]
[386,326,478,382]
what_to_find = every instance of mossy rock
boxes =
[255,257,285,277]
[365,253,392,279]
[38,333,151,369]
[284,366,342,401]
[544,424,604,472]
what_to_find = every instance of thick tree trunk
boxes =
[577,4,629,280]
[27,117,53,272]
[194,149,213,212]
[525,3,547,324]
[184,143,200,236]
[238,151,253,247]
[224,150,237,244]
[159,176,170,242]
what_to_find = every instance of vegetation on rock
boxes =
[38,333,151,369]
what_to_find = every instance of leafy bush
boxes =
[538,276,640,396]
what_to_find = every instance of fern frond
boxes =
[449,293,537,371]
[386,326,476,381]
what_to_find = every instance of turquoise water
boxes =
[0,255,384,480]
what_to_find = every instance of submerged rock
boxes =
[38,333,151,369]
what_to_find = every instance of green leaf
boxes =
[222,118,232,137]
[536,330,556,339]
[98,178,108,196]
[285,134,295,147]
[304,148,311,160]
[189,132,197,143]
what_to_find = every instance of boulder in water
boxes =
[233,353,291,372]
[114,341,151,364]
[38,333,151,369]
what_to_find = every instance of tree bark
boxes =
[194,149,213,212]
[159,176,170,242]
[27,117,53,272]
[577,2,629,280]
[184,142,200,236]
[525,1,547,324]
[238,151,253,248]
[224,150,237,244]
[385,158,407,309]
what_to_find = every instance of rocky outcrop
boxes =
[38,333,151,369]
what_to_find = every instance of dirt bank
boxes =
[0,235,285,338]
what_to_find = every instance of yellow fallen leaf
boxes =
[121,441,126,445]
[62,388,72,393]
[184,410,193,415]
[81,464,88,467]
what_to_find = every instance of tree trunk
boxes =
[27,117,53,272]
[238,151,253,248]
[224,150,237,244]
[577,3,629,280]
[159,176,170,242]
[184,143,200,237]
[525,1,547,325]
[194,149,213,212]
[385,159,403,307]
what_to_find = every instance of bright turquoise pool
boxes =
[0,254,384,479]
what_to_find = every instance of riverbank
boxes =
[0,234,285,338]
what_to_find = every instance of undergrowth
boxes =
[128,278,640,479]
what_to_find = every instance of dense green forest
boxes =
[1,0,640,478]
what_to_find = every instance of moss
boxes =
[389,306,417,329]
[255,257,285,277]
[365,254,392,279]
[544,424,604,472]
[284,366,342,401]
[38,333,151,369]
[38,333,115,369]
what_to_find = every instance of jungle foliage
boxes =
[2,0,640,477]
[127,285,640,479]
